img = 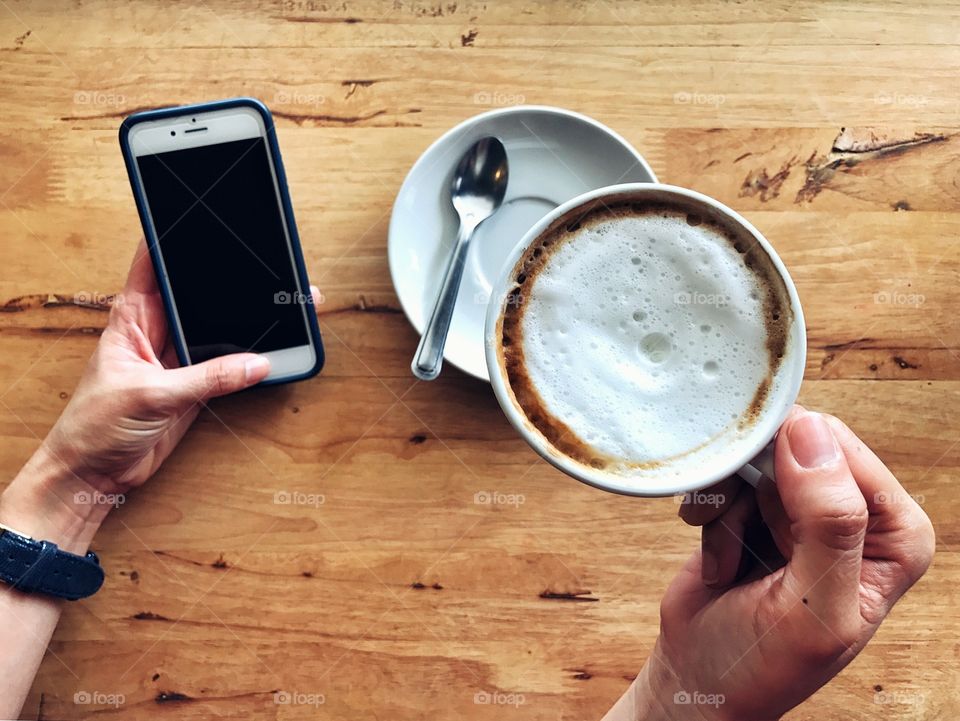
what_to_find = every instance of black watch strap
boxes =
[0,523,104,600]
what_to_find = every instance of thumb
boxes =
[164,353,271,403]
[775,411,868,642]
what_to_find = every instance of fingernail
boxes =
[788,412,839,469]
[701,548,719,585]
[245,356,270,382]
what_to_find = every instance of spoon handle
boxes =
[412,223,473,381]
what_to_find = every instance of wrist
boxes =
[625,641,715,721]
[0,444,114,554]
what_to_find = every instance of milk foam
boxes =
[520,212,771,467]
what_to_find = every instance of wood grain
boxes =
[0,1,957,719]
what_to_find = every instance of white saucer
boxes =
[388,105,658,382]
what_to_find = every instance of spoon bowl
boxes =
[451,138,509,224]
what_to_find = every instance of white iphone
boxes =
[120,98,324,384]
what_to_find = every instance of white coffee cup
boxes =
[484,183,806,498]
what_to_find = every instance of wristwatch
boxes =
[0,522,104,600]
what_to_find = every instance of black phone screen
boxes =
[136,137,308,363]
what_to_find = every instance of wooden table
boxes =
[1,2,957,718]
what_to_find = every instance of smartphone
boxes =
[119,97,324,385]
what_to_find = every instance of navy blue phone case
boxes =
[119,97,324,385]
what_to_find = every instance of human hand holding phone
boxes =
[1,240,323,544]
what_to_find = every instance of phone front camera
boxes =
[170,130,176,136]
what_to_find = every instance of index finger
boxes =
[123,238,159,296]
[678,475,742,526]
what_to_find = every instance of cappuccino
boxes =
[497,196,791,478]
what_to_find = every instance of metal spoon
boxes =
[411,136,509,381]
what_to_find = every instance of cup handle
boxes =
[737,442,776,487]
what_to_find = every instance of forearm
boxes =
[0,447,109,718]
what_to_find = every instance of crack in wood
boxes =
[271,108,422,127]
[893,355,919,369]
[2,292,113,312]
[735,128,954,205]
[156,691,191,704]
[795,128,953,203]
[411,581,444,590]
[277,15,363,23]
[343,79,379,99]
[740,157,794,201]
[539,589,599,602]
[354,294,403,314]
[823,337,876,352]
